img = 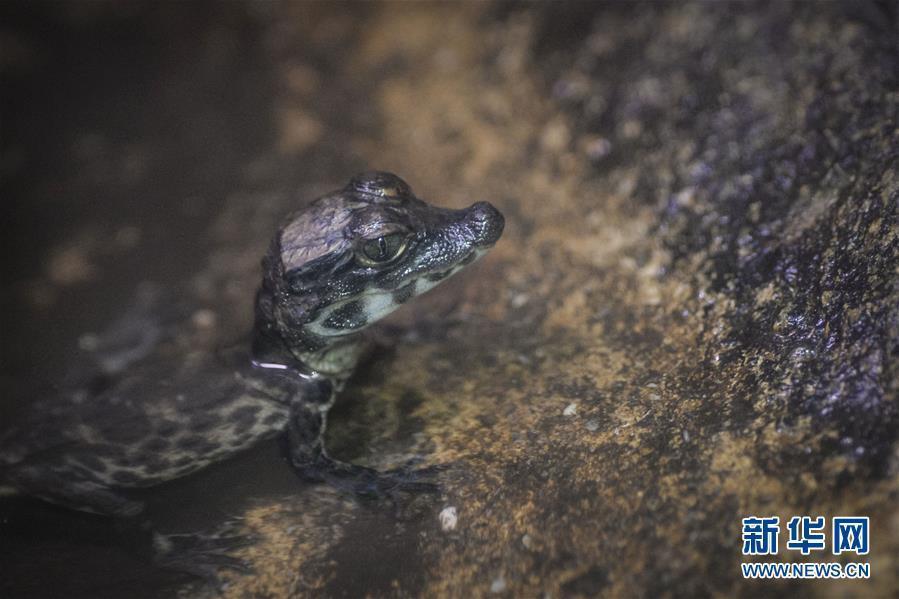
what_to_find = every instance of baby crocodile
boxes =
[0,172,504,516]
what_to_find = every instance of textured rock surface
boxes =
[2,2,897,597]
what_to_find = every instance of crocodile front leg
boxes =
[285,379,441,499]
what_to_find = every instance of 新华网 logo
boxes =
[740,515,870,580]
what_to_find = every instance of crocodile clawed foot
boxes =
[153,525,256,589]
[296,455,445,501]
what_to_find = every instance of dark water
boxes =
[2,3,277,380]
[0,3,358,596]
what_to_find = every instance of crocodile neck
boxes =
[251,285,364,382]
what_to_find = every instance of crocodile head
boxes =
[254,171,504,375]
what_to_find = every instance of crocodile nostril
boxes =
[466,201,505,246]
[468,201,495,222]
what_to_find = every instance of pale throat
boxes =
[295,335,368,381]
[296,286,424,379]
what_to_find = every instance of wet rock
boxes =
[234,3,893,597]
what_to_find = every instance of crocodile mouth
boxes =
[304,249,486,338]
[424,249,482,283]
[419,248,485,288]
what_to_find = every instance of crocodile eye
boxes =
[356,233,408,267]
